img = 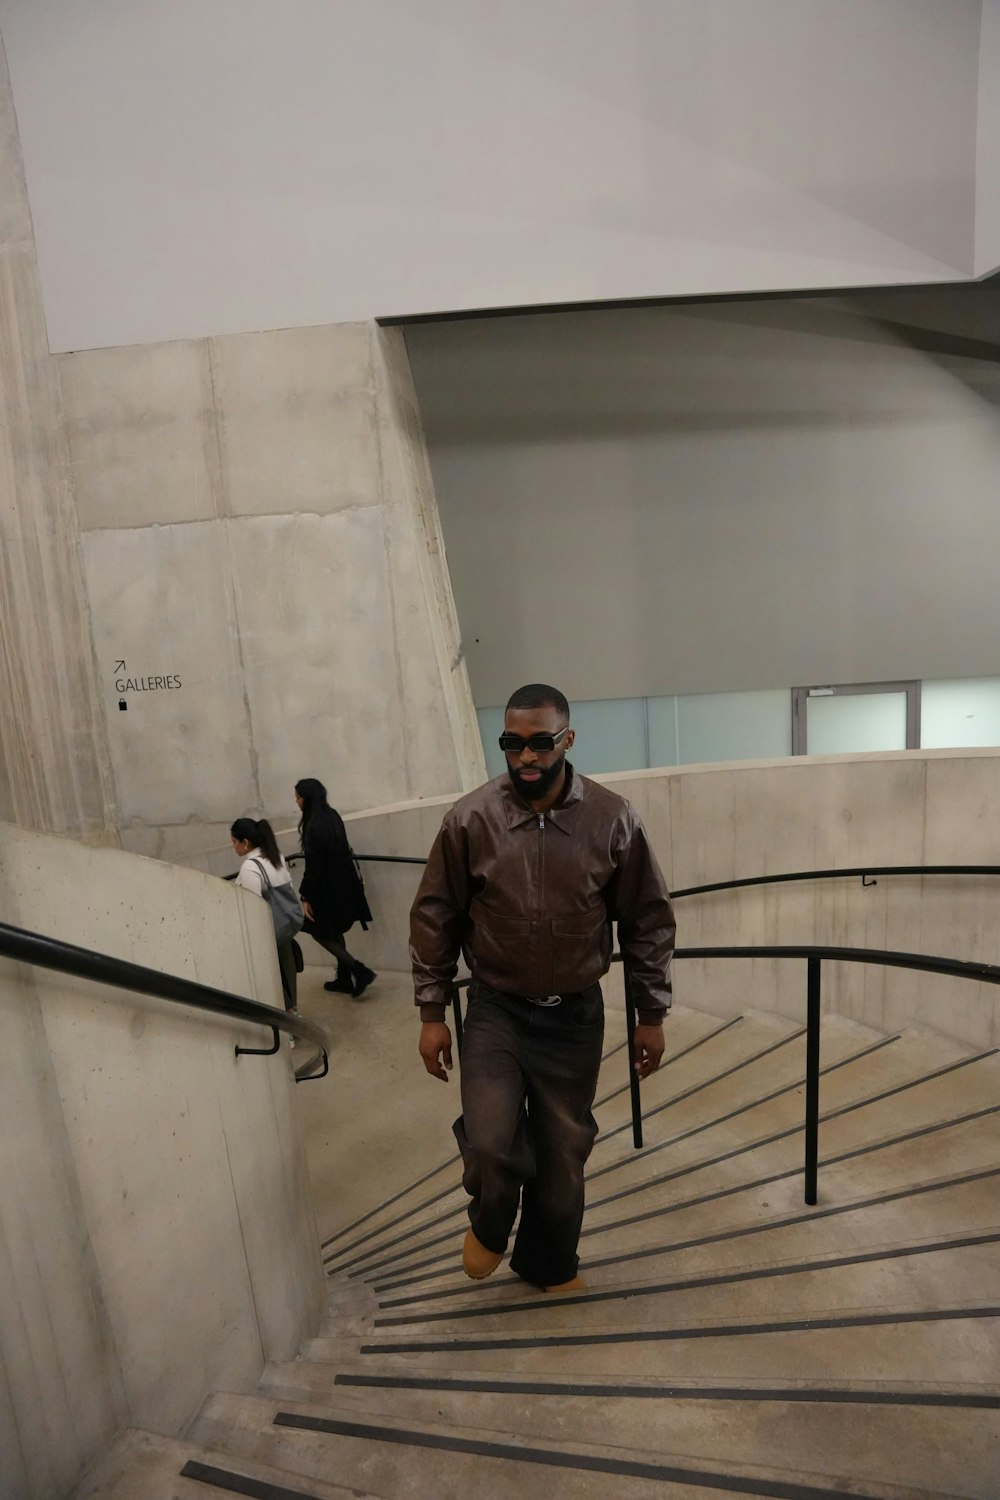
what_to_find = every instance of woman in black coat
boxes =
[295,778,376,998]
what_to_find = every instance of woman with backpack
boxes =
[295,777,376,999]
[231,816,301,1012]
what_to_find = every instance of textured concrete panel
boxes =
[374,328,485,797]
[0,33,30,248]
[59,339,222,531]
[227,509,406,814]
[0,244,116,838]
[81,521,257,826]
[212,323,380,517]
[0,39,116,841]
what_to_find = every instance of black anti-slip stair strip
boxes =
[345,1221,464,1280]
[340,1033,896,1283]
[323,1178,464,1268]
[332,1371,1000,1409]
[329,1017,745,1276]
[373,1104,1000,1302]
[597,1026,807,1146]
[577,1164,1000,1273]
[270,1411,892,1500]
[320,1150,459,1251]
[360,1303,1000,1355]
[374,1229,1000,1325]
[179,1460,329,1498]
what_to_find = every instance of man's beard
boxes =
[509,753,566,803]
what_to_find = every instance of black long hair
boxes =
[295,777,348,855]
[230,816,283,868]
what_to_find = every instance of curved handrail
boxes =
[670,864,1000,899]
[0,920,331,1082]
[670,942,1000,983]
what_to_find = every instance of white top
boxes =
[235,849,294,897]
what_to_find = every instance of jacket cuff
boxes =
[636,1008,668,1025]
[419,1002,448,1024]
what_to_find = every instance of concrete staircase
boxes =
[74,1002,1000,1500]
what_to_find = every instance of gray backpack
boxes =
[249,859,305,945]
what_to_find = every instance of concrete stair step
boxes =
[587,1009,809,1157]
[366,1231,1000,1339]
[69,1426,380,1499]
[357,1138,1000,1313]
[304,1301,1000,1384]
[578,1128,1000,1268]
[253,1362,1000,1500]
[188,1388,963,1500]
[590,1012,899,1161]
[585,1025,991,1204]
[354,1027,994,1294]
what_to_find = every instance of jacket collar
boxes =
[499,762,583,833]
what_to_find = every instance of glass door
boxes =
[792,681,920,755]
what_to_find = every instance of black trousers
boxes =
[454,980,604,1287]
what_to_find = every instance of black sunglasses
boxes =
[498,726,569,754]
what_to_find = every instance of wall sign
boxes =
[113,660,182,709]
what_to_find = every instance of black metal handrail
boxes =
[0,920,331,1082]
[671,943,1000,1204]
[671,864,1000,899]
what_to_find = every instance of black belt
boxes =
[519,990,591,1007]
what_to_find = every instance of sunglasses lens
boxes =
[499,733,558,752]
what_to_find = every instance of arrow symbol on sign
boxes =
[114,660,125,672]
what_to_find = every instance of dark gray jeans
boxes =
[454,980,605,1287]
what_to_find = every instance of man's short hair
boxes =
[505,683,570,721]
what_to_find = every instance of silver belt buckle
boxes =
[528,994,562,1007]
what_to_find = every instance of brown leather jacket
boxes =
[410,765,675,1024]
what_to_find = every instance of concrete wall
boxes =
[976,0,1000,274]
[0,37,116,841]
[333,750,1000,1052]
[0,821,326,1500]
[56,321,485,863]
[407,297,1000,705]
[0,0,984,350]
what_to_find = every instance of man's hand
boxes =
[633,1022,665,1079]
[419,1022,453,1082]
[300,899,314,921]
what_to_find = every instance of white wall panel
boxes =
[411,300,1000,704]
[0,0,982,350]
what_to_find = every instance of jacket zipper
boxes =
[537,814,545,986]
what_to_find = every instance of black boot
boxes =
[324,966,354,994]
[351,963,377,999]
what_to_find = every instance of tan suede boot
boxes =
[462,1228,503,1280]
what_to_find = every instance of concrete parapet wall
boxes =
[335,750,1000,1050]
[0,821,325,1500]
